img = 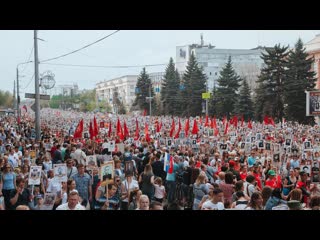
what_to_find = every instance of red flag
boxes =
[174,118,182,139]
[204,115,209,127]
[191,119,199,135]
[100,121,105,128]
[168,155,174,174]
[169,118,175,137]
[134,118,140,140]
[123,120,129,139]
[117,118,124,141]
[214,127,219,136]
[74,119,84,139]
[89,121,94,139]
[185,118,190,137]
[108,121,112,138]
[248,118,252,129]
[93,116,99,136]
[241,115,244,127]
[156,121,160,133]
[143,109,147,117]
[211,117,217,129]
[264,116,270,125]
[224,122,229,135]
[145,122,150,142]
[233,116,238,128]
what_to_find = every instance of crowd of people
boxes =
[0,108,320,210]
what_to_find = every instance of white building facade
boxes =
[96,75,138,111]
[176,43,265,91]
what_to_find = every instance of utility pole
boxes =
[205,77,209,116]
[146,84,153,116]
[34,30,41,141]
[13,79,16,111]
[16,68,20,121]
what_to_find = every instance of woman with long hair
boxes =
[139,164,155,201]
[245,192,263,210]
[192,172,209,210]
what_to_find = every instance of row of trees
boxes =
[132,39,316,124]
[0,90,14,108]
[49,89,126,113]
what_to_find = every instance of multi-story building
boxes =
[176,36,266,91]
[305,34,320,89]
[96,75,138,112]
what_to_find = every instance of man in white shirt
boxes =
[56,190,85,210]
[201,188,224,210]
[73,144,86,166]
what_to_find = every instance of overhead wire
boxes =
[40,30,120,63]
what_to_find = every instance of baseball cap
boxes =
[268,170,276,176]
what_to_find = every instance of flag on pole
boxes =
[164,152,174,173]
[89,121,94,140]
[204,115,209,127]
[191,119,199,135]
[248,118,252,129]
[74,119,84,139]
[123,120,129,139]
[185,118,190,137]
[108,121,112,138]
[174,118,181,139]
[169,118,175,138]
[93,116,99,136]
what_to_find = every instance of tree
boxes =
[180,53,207,116]
[0,90,14,108]
[255,44,289,121]
[235,78,254,120]
[161,57,180,115]
[132,67,155,115]
[284,38,316,124]
[214,56,241,118]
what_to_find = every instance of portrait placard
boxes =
[100,161,114,183]
[265,142,271,151]
[28,166,42,185]
[40,193,56,210]
[107,141,116,152]
[124,161,134,177]
[53,164,67,182]
[273,153,280,162]
[86,155,97,167]
[166,138,172,147]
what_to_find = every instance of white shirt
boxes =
[122,179,139,202]
[73,149,87,165]
[56,203,85,210]
[201,201,224,210]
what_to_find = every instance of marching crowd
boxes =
[0,108,320,210]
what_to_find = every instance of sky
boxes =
[0,30,319,99]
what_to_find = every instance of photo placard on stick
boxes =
[166,138,172,147]
[304,141,312,151]
[285,139,292,146]
[28,166,42,185]
[301,165,311,175]
[124,161,134,177]
[40,193,57,210]
[108,141,116,152]
[53,164,67,183]
[240,142,245,149]
[265,142,271,151]
[258,140,264,149]
[273,153,280,162]
[86,155,97,167]
[29,150,36,160]
[100,161,114,183]
[273,144,280,154]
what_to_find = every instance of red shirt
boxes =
[253,172,262,189]
[240,172,247,181]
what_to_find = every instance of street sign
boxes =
[25,93,50,100]
[202,92,210,99]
